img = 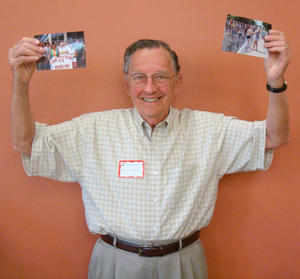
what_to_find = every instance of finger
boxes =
[9,46,43,61]
[264,40,287,50]
[268,29,284,36]
[13,37,43,53]
[264,34,286,44]
[267,46,291,53]
[10,55,40,68]
[16,37,41,46]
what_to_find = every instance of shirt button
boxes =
[153,226,157,231]
[153,198,158,203]
[153,171,158,176]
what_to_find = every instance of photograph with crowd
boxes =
[35,31,86,71]
[223,14,272,57]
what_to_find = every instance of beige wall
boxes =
[1,0,299,278]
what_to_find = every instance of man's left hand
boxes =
[264,29,292,88]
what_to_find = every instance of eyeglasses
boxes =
[127,72,177,87]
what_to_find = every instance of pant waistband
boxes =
[100,230,200,257]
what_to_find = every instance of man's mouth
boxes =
[142,98,161,103]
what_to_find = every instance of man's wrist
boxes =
[266,79,287,93]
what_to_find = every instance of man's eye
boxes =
[155,75,168,80]
[132,75,145,81]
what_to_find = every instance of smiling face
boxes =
[126,47,182,128]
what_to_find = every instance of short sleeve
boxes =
[22,120,85,182]
[216,118,273,177]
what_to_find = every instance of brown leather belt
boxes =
[100,230,200,257]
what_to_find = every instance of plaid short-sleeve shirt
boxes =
[22,107,273,241]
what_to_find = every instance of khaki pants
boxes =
[88,238,207,279]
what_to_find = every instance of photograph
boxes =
[34,31,86,71]
[222,14,272,58]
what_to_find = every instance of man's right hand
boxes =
[8,37,45,85]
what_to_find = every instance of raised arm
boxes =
[8,38,45,155]
[264,30,292,149]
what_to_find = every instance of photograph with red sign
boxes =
[34,31,86,71]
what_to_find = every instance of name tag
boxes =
[118,160,144,178]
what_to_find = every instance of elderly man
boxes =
[8,30,291,279]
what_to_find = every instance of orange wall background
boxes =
[1,0,299,278]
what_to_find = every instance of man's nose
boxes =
[144,76,158,94]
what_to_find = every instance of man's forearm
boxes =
[263,30,291,150]
[265,91,290,149]
[11,82,35,155]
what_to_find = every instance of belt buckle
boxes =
[138,243,154,257]
[138,243,165,257]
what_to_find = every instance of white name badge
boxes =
[118,160,144,178]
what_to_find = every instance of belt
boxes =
[100,230,200,257]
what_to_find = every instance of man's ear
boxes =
[124,75,130,96]
[174,74,183,95]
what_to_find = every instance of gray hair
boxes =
[123,39,181,75]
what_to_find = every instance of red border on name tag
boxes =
[118,160,144,178]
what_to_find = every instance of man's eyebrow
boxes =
[130,70,170,75]
[130,71,145,75]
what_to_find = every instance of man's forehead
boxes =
[131,47,171,59]
[129,47,173,72]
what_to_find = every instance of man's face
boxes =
[126,47,182,128]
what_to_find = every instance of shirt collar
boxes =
[132,106,174,139]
